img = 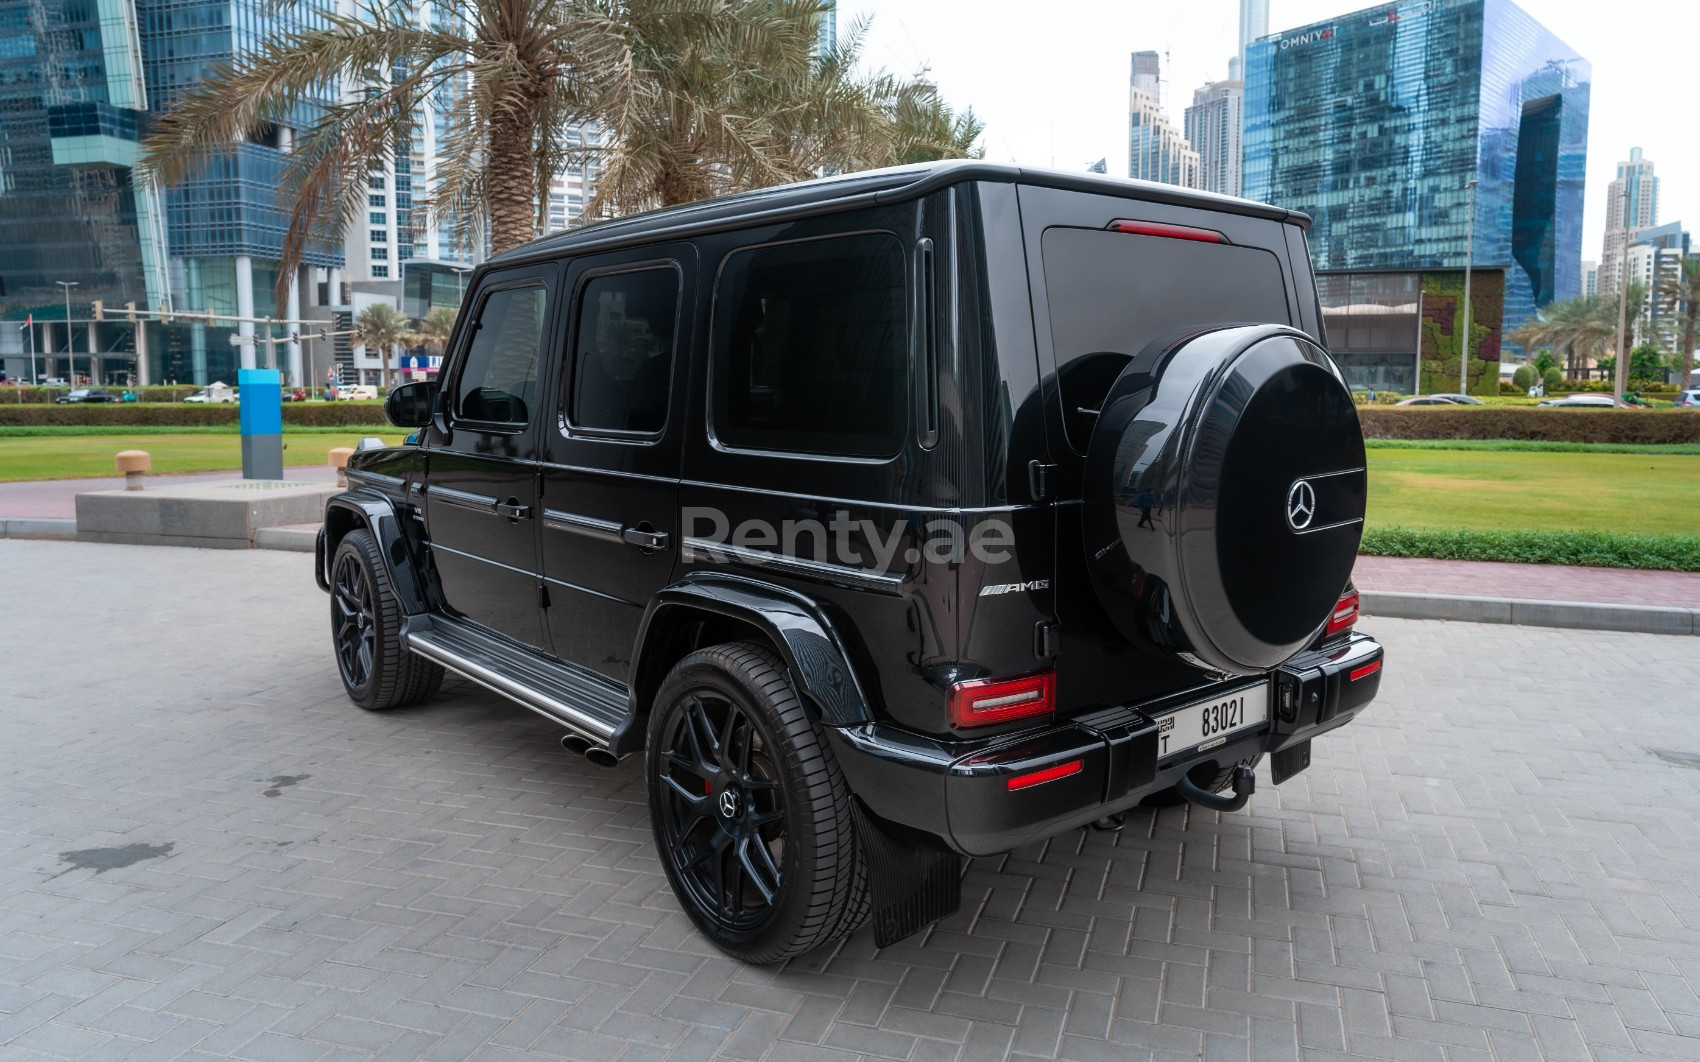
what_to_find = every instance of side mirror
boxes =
[384,381,437,428]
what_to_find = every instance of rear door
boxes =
[1019,185,1304,711]
[422,265,558,649]
[537,244,693,682]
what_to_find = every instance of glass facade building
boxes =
[0,0,340,385]
[1244,0,1589,378]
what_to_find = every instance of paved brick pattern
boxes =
[2,539,1698,1061]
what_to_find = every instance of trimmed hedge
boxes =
[0,402,388,428]
[1360,526,1700,572]
[1358,407,1700,445]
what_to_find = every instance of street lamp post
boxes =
[1458,180,1477,398]
[452,266,470,304]
[55,280,79,387]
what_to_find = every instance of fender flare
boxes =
[631,573,875,729]
[317,491,429,614]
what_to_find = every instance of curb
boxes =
[0,518,77,540]
[254,526,317,553]
[1359,590,1697,637]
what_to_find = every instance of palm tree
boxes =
[139,1,978,310]
[355,303,408,393]
[408,306,460,359]
[1655,257,1700,390]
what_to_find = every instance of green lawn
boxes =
[0,432,407,481]
[1366,449,1700,536]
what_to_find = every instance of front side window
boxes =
[711,233,907,458]
[567,267,679,434]
[455,284,547,426]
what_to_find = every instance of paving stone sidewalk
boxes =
[2,539,1699,1061]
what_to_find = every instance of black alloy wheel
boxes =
[329,529,443,711]
[646,643,867,963]
[655,687,786,933]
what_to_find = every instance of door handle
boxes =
[621,526,670,551]
[496,500,532,520]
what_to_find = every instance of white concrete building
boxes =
[1185,80,1244,198]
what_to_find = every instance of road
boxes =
[1,539,1697,1061]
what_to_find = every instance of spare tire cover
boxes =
[1083,325,1365,675]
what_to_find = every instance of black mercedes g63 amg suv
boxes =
[317,161,1383,963]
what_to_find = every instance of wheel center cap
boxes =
[717,788,740,820]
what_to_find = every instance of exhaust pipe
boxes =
[560,734,592,756]
[584,747,622,769]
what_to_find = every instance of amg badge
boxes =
[979,579,1051,597]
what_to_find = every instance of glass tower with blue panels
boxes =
[0,0,340,384]
[1244,0,1589,353]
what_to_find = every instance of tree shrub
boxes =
[1540,367,1563,392]
[1511,365,1536,390]
[1360,526,1700,572]
[0,403,387,428]
[1357,407,1700,444]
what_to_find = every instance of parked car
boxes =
[1425,392,1483,405]
[1537,394,1618,408]
[183,383,237,404]
[54,388,120,404]
[334,385,378,401]
[316,162,1385,963]
[41,376,68,387]
[1394,396,1456,406]
[1674,388,1700,408]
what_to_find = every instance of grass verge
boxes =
[0,432,407,480]
[1360,526,1700,572]
[0,424,395,437]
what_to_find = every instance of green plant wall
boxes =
[1419,269,1504,396]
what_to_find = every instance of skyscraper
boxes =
[1244,0,1590,345]
[1128,52,1200,190]
[0,0,349,386]
[1233,0,1270,79]
[1597,147,1659,294]
[1185,81,1244,198]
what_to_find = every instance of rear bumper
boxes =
[828,633,1384,857]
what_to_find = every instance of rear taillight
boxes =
[1006,760,1082,791]
[949,671,1056,729]
[1107,219,1228,243]
[1325,589,1360,638]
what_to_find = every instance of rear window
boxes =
[1042,227,1291,451]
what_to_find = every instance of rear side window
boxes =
[455,285,548,426]
[568,267,680,434]
[711,233,907,458]
[1042,227,1291,451]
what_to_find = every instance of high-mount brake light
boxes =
[1325,589,1360,638]
[1107,220,1227,243]
[949,671,1056,729]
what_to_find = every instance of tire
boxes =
[329,529,443,710]
[1141,754,1263,809]
[646,642,868,963]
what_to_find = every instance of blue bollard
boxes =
[237,368,283,480]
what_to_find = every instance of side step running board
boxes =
[403,616,630,746]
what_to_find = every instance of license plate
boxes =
[1155,683,1269,759]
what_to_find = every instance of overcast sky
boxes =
[838,0,1693,267]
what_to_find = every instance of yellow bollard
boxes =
[115,449,151,491]
[328,446,354,488]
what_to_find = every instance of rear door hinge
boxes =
[1028,460,1057,500]
[1033,620,1059,660]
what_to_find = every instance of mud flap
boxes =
[851,801,962,947]
[1271,739,1312,785]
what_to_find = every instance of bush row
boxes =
[0,403,390,427]
[1360,526,1700,572]
[1357,407,1700,445]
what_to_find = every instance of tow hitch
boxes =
[1176,764,1256,812]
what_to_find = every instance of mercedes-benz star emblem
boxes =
[718,789,740,819]
[1286,480,1317,531]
